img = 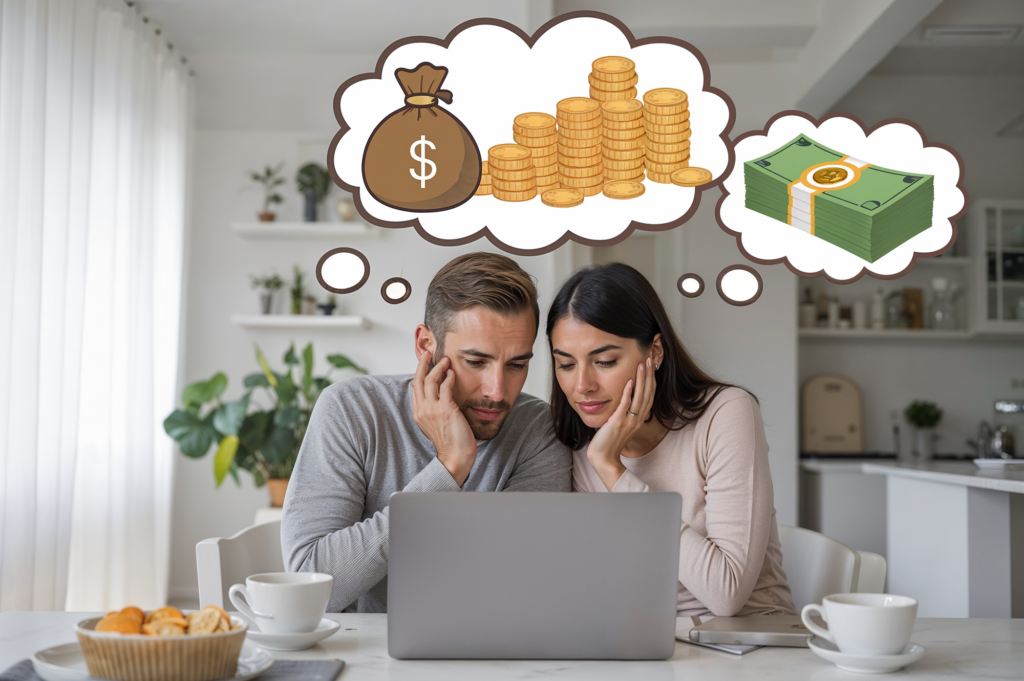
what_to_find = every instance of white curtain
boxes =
[0,0,192,611]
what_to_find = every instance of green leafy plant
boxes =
[295,163,330,202]
[904,400,942,428]
[290,265,305,314]
[163,343,367,488]
[250,273,284,292]
[250,163,286,215]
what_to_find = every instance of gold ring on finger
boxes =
[627,410,639,417]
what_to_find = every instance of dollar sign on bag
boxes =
[410,135,437,189]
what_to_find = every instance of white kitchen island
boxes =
[862,461,1024,618]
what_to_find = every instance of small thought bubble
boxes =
[381,277,411,304]
[677,273,704,298]
[717,265,762,306]
[316,248,370,294]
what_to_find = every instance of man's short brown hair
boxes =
[425,252,539,352]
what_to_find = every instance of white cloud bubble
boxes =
[718,114,964,282]
[331,16,732,254]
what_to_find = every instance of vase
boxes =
[259,292,273,315]
[914,427,937,460]
[303,191,318,222]
[335,196,357,221]
[266,478,289,508]
[317,303,336,316]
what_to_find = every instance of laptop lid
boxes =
[388,492,682,660]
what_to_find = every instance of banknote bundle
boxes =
[642,88,691,183]
[744,134,934,262]
[589,56,639,102]
[556,98,606,197]
[512,113,559,194]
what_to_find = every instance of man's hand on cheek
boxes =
[411,352,478,486]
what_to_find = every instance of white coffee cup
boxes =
[801,593,917,656]
[228,572,333,634]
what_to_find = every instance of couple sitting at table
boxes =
[281,252,796,618]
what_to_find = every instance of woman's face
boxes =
[551,316,660,429]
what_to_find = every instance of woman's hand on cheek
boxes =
[585,358,655,491]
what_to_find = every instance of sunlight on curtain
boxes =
[0,0,192,611]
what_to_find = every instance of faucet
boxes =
[977,421,994,459]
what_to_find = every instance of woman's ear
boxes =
[413,324,435,360]
[650,333,665,369]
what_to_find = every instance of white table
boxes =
[2,612,1023,679]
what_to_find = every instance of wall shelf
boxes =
[231,222,377,238]
[231,314,371,329]
[799,328,974,341]
[915,256,971,268]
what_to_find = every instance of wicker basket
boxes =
[75,616,248,681]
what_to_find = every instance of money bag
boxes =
[362,63,481,212]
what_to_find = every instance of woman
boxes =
[547,263,796,618]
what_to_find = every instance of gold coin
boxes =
[556,115,602,129]
[557,137,602,151]
[643,88,688,109]
[600,99,644,121]
[556,126,602,141]
[592,56,636,77]
[603,126,645,141]
[576,183,605,197]
[493,187,538,202]
[603,146,646,161]
[479,174,492,185]
[490,166,535,181]
[645,138,690,154]
[588,73,639,91]
[536,182,560,193]
[603,180,646,199]
[602,118,645,131]
[644,109,690,125]
[542,188,585,208]
[648,166,687,183]
[513,132,559,147]
[558,152,602,167]
[475,185,493,196]
[559,162,604,178]
[602,136,645,151]
[488,144,533,170]
[556,97,601,119]
[644,120,690,135]
[812,167,848,184]
[646,129,691,144]
[513,112,557,135]
[590,87,637,102]
[670,167,713,187]
[493,176,537,192]
[481,161,489,173]
[531,142,558,156]
[533,153,558,168]
[604,168,646,181]
[558,171,606,187]
[645,149,690,164]
[602,157,645,171]
[645,159,688,174]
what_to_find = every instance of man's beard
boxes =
[460,399,512,441]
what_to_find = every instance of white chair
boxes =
[196,520,284,610]
[778,524,885,610]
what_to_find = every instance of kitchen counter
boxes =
[862,460,1024,494]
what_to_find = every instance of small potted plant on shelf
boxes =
[904,400,943,460]
[290,265,306,315]
[250,273,284,315]
[295,163,330,222]
[250,163,286,222]
[302,293,318,316]
[163,343,367,506]
[318,294,337,316]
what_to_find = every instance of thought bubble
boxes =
[676,273,704,298]
[329,12,734,255]
[381,277,411,304]
[717,265,762,306]
[316,248,370,294]
[716,112,966,282]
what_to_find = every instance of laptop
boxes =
[388,492,682,659]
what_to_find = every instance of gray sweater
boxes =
[280,374,572,612]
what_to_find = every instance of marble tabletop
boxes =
[2,612,1023,679]
[862,460,1024,494]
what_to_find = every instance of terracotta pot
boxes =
[267,478,289,508]
[257,211,276,222]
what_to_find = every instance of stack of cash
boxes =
[512,113,559,194]
[556,98,605,197]
[474,160,492,196]
[488,144,537,202]
[642,89,691,183]
[589,56,638,102]
[744,134,934,262]
[601,99,646,183]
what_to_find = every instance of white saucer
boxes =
[244,617,341,651]
[974,458,1024,469]
[32,641,273,681]
[808,637,925,674]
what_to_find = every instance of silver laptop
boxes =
[388,492,681,660]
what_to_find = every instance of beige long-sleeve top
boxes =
[572,387,797,618]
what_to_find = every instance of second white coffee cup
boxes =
[801,593,917,656]
[228,572,333,634]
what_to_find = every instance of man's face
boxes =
[435,307,536,441]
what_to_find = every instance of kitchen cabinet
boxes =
[971,198,1024,333]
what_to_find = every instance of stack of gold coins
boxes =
[600,99,646,184]
[512,113,559,194]
[642,88,691,183]
[555,98,604,198]
[589,56,638,102]
[475,160,492,196]
[488,144,536,202]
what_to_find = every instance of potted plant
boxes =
[290,265,306,315]
[163,343,367,506]
[296,163,330,222]
[302,294,318,316]
[250,163,285,222]
[904,400,942,460]
[250,273,284,314]
[318,294,337,316]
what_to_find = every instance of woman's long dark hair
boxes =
[546,262,753,450]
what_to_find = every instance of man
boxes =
[282,252,571,612]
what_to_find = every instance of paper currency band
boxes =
[786,156,871,235]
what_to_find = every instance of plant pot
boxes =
[914,427,937,460]
[257,211,276,222]
[259,292,273,315]
[267,478,289,508]
[303,192,318,222]
[317,303,336,316]
[302,299,317,315]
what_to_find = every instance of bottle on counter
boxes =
[870,288,885,329]
[929,277,958,330]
